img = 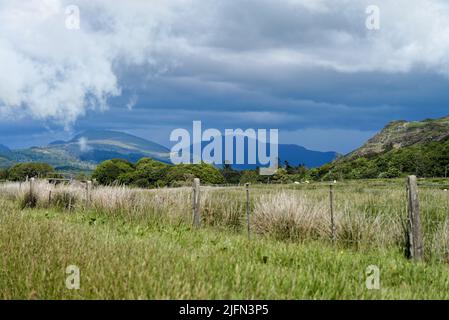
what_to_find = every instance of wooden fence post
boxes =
[192,178,201,227]
[245,183,250,239]
[68,195,72,212]
[406,175,424,261]
[86,180,92,209]
[48,190,52,205]
[29,177,34,197]
[329,184,336,242]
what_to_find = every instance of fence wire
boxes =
[2,178,449,263]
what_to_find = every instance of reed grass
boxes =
[1,179,449,261]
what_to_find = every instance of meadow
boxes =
[1,179,449,299]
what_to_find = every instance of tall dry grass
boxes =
[1,179,449,261]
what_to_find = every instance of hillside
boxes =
[0,130,171,172]
[347,116,449,159]
[51,130,171,164]
[317,115,449,180]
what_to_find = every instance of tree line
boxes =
[2,139,449,185]
[0,163,61,181]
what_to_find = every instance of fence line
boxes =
[191,176,432,262]
[2,176,449,262]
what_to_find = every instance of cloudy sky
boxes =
[2,0,449,153]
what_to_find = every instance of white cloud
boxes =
[2,0,449,126]
[0,0,177,125]
[78,136,90,152]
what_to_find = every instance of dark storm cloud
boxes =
[2,0,449,152]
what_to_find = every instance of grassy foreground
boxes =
[1,199,449,299]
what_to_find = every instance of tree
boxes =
[166,162,225,185]
[284,160,294,174]
[296,164,308,177]
[0,168,8,180]
[239,170,259,184]
[92,159,134,185]
[123,158,170,188]
[220,163,242,184]
[8,163,55,181]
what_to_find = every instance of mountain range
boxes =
[0,130,338,172]
[189,136,338,170]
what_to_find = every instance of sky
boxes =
[2,0,449,154]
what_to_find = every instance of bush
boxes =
[378,167,402,179]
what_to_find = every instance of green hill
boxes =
[0,130,171,173]
[347,116,449,159]
[316,116,449,180]
[54,130,170,164]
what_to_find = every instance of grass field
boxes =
[1,179,449,299]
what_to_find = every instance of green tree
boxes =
[166,163,225,186]
[295,164,308,178]
[122,158,170,188]
[239,170,259,184]
[92,159,134,185]
[0,168,8,180]
[220,163,242,184]
[8,163,55,181]
[284,160,294,174]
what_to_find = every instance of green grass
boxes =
[1,200,449,299]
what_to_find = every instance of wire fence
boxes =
[1,176,449,263]
[199,177,449,263]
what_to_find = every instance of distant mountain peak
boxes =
[48,140,66,146]
[70,129,140,142]
[0,130,171,170]
[69,130,168,151]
